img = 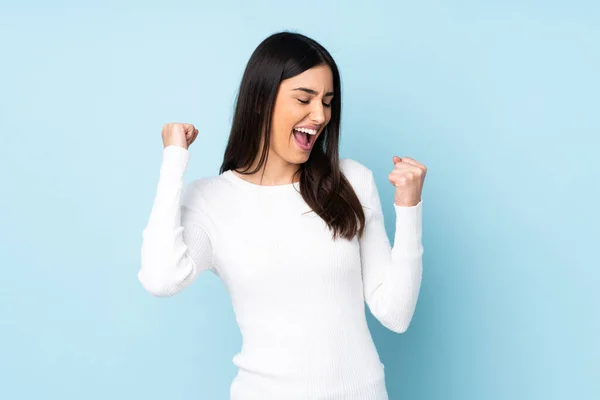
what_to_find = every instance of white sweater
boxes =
[138,145,423,400]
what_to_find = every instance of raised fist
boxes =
[161,123,198,150]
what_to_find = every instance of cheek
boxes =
[269,117,294,150]
[273,106,302,142]
[268,106,287,144]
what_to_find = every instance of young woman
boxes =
[138,31,427,400]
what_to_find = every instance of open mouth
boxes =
[292,128,317,151]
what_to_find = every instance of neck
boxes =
[236,148,301,186]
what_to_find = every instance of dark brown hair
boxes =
[219,31,365,240]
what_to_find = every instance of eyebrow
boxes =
[292,87,334,97]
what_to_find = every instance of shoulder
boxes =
[340,157,373,176]
[181,173,231,209]
[185,174,226,192]
[339,157,378,205]
[340,157,375,188]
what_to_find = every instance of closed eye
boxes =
[297,99,332,108]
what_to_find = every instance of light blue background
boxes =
[1,1,598,399]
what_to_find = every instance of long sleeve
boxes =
[359,169,423,333]
[137,145,214,297]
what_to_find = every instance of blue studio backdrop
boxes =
[0,1,598,399]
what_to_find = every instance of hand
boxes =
[388,156,427,207]
[162,123,199,150]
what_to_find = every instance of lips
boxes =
[292,128,315,151]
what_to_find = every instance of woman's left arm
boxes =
[359,156,426,333]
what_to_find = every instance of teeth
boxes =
[294,127,317,135]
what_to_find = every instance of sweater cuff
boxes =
[392,200,423,257]
[160,145,190,177]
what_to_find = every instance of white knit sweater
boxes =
[138,145,423,399]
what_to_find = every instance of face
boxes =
[267,64,334,165]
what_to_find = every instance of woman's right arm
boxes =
[138,124,213,297]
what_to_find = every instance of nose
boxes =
[309,103,326,125]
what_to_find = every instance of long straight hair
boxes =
[220,31,365,240]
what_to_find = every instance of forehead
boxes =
[281,65,333,90]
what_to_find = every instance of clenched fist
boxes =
[389,155,427,207]
[162,123,199,150]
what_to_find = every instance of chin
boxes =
[285,157,308,166]
[280,153,306,167]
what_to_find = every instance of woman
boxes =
[138,31,427,399]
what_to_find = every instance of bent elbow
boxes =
[137,270,172,297]
[379,314,412,334]
[137,255,199,297]
[138,240,199,297]
[373,305,417,334]
[388,317,413,334]
[137,269,183,297]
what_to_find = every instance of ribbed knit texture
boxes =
[138,145,424,400]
